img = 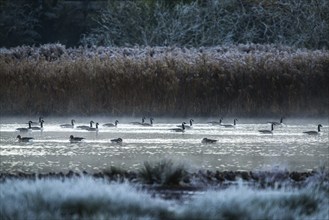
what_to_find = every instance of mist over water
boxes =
[1,116,328,173]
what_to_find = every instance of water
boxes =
[1,117,328,173]
[1,117,328,219]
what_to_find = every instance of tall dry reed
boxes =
[0,44,328,116]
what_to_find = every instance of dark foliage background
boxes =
[0,0,328,49]
[0,0,95,47]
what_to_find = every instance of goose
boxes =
[16,121,32,132]
[76,121,94,130]
[303,124,322,135]
[142,118,154,126]
[259,123,274,134]
[31,120,44,130]
[221,119,238,128]
[177,119,194,129]
[111,137,123,144]
[268,117,284,126]
[87,122,99,131]
[69,135,85,143]
[201,138,218,144]
[17,135,33,142]
[208,118,223,126]
[130,117,145,125]
[60,119,75,128]
[103,120,119,127]
[170,122,186,132]
[29,117,43,125]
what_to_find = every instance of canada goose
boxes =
[61,119,75,128]
[170,122,186,132]
[87,122,99,131]
[29,117,43,125]
[208,118,223,126]
[69,135,85,143]
[16,121,32,132]
[259,123,274,134]
[201,138,218,144]
[130,117,145,125]
[31,120,44,130]
[103,120,119,127]
[17,135,33,142]
[111,137,123,144]
[222,119,238,128]
[268,117,284,126]
[177,119,194,129]
[142,118,154,126]
[303,124,322,135]
[76,121,94,130]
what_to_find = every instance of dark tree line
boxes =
[0,0,96,47]
[1,0,328,49]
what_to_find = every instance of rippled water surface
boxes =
[1,117,328,173]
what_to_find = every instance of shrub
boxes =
[138,159,187,186]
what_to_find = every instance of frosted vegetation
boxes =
[82,0,329,49]
[1,176,328,220]
[1,162,328,219]
[0,0,328,49]
[0,43,328,116]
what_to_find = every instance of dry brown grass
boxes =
[0,44,328,116]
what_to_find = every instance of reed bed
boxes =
[0,44,328,116]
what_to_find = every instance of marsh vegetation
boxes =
[0,44,328,116]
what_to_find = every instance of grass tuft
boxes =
[138,159,188,186]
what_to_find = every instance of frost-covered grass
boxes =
[1,174,328,220]
[0,44,328,116]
